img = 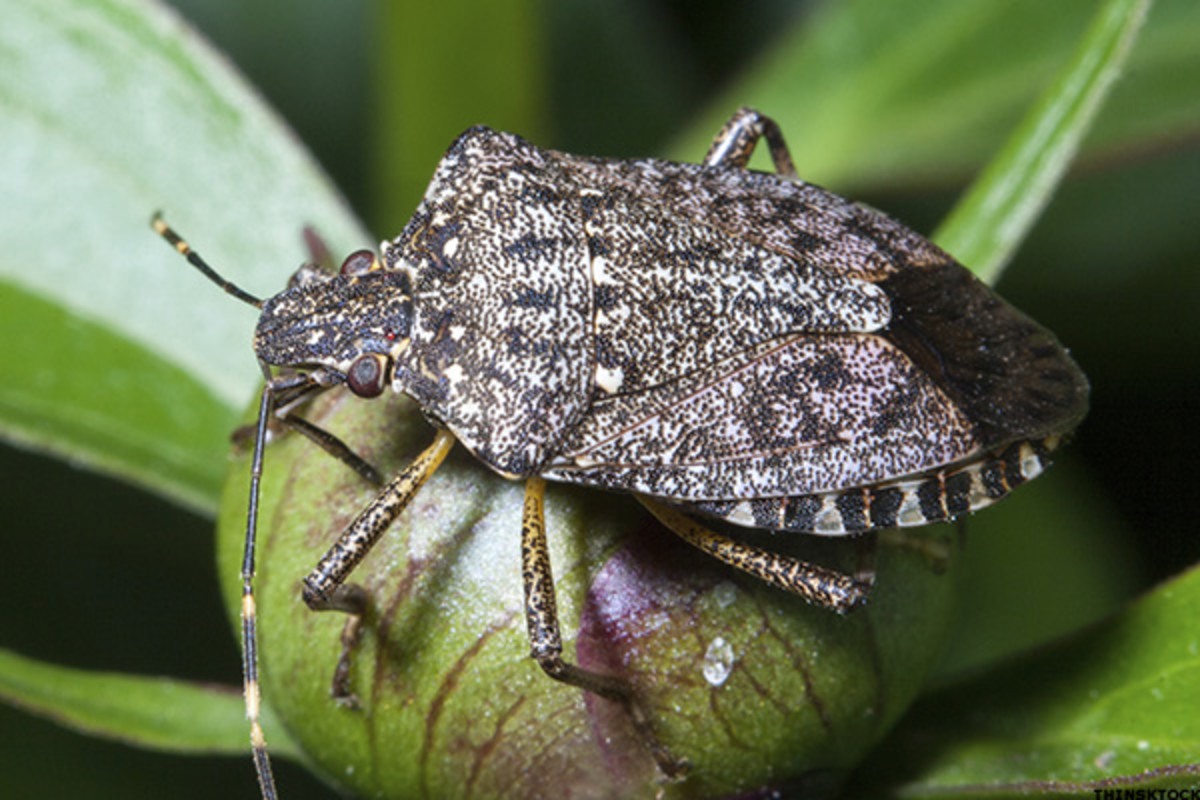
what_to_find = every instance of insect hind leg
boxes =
[703,107,798,177]
[638,497,872,613]
[521,478,687,779]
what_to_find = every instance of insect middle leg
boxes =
[301,428,456,704]
[704,106,798,177]
[521,477,686,778]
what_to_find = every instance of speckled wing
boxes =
[541,255,1089,505]
[542,331,982,501]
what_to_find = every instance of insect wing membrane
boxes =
[545,331,980,500]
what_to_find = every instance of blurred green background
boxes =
[1,0,1197,797]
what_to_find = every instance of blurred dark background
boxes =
[2,0,1197,797]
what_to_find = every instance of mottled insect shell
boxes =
[349,126,1088,534]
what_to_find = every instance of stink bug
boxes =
[155,107,1088,797]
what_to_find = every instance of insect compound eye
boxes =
[340,249,380,276]
[346,353,389,398]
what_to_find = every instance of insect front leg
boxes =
[703,106,798,177]
[276,411,384,485]
[639,498,872,613]
[232,376,385,485]
[521,478,686,778]
[301,429,456,705]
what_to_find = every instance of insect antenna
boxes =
[151,213,263,308]
[151,212,296,796]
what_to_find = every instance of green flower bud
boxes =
[217,390,961,799]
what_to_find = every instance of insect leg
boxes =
[703,107,798,177]
[522,477,686,778]
[303,225,337,272]
[231,380,384,485]
[277,412,384,485]
[282,227,340,289]
[301,428,456,703]
[638,497,871,613]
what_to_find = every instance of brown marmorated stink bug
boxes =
[154,107,1088,798]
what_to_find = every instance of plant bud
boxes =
[217,388,961,799]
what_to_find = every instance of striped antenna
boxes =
[151,213,263,308]
[151,213,281,797]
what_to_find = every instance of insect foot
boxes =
[164,104,1084,799]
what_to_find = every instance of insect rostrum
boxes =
[157,107,1088,798]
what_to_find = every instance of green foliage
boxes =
[0,646,298,758]
[1,0,1196,796]
[934,0,1151,281]
[848,565,1200,796]
[0,0,368,513]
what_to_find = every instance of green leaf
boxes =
[850,566,1200,797]
[0,0,368,512]
[0,647,299,759]
[934,0,1152,282]
[0,281,231,512]
[910,0,1151,674]
[910,0,1150,671]
[675,0,1196,192]
[369,0,549,232]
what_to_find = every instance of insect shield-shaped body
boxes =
[360,114,1087,555]
[158,107,1086,798]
